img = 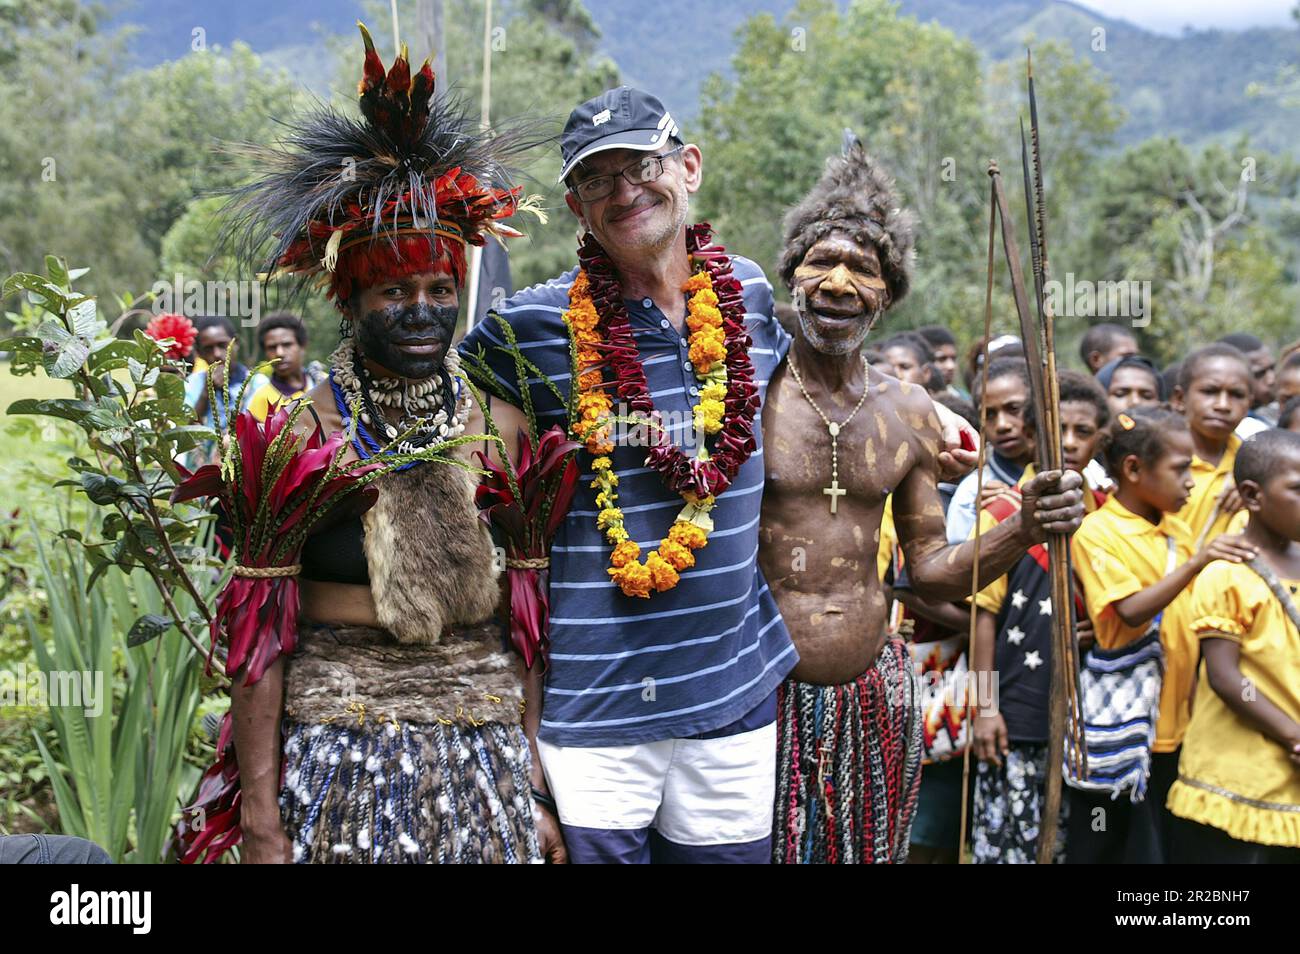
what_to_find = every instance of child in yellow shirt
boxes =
[1172,344,1254,543]
[1070,406,1257,863]
[1168,429,1300,862]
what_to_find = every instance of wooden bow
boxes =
[963,51,1086,865]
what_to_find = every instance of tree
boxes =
[696,0,1003,340]
[1076,137,1299,362]
[0,2,304,321]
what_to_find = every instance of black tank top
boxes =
[297,402,370,585]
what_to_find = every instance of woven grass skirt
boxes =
[278,621,541,864]
[773,636,924,864]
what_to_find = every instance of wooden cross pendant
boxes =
[823,478,846,514]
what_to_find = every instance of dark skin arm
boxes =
[1202,637,1300,767]
[518,657,567,863]
[971,609,1008,765]
[466,391,567,862]
[895,589,970,631]
[231,403,322,864]
[1111,534,1257,630]
[230,657,292,863]
[895,450,1085,602]
[1075,614,1096,653]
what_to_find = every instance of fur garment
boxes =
[361,459,500,644]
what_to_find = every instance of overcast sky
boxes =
[1081,0,1297,34]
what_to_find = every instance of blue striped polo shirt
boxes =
[458,253,797,747]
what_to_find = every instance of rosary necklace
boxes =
[786,354,870,514]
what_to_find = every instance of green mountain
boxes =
[109,0,1300,151]
[897,0,1300,152]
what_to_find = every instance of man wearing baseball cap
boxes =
[459,87,797,863]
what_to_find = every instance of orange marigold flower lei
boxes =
[562,265,727,597]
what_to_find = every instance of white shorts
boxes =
[538,722,776,858]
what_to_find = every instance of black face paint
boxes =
[354,302,458,379]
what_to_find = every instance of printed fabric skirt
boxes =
[278,621,541,864]
[773,636,924,864]
[972,741,1068,864]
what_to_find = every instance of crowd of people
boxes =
[16,31,1291,866]
[158,60,1298,864]
[875,321,1300,864]
[180,312,325,434]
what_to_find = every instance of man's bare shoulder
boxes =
[867,367,937,417]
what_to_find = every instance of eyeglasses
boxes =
[568,146,684,203]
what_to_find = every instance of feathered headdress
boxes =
[778,132,916,305]
[223,22,547,307]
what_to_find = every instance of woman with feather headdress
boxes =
[180,24,550,864]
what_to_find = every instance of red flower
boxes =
[144,313,198,360]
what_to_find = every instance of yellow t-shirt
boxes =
[1167,560,1300,847]
[1177,433,1242,544]
[877,496,896,584]
[247,381,310,422]
[1071,496,1197,751]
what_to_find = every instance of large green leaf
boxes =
[159,423,217,451]
[36,318,92,379]
[43,256,69,290]
[2,272,67,306]
[0,335,43,353]
[88,339,146,375]
[67,298,103,339]
[6,398,95,423]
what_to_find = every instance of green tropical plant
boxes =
[25,522,214,861]
[0,256,231,859]
[1,257,228,655]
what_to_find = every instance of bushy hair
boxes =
[917,325,955,349]
[779,139,916,304]
[1218,332,1264,354]
[1025,370,1109,432]
[257,312,307,347]
[1079,322,1134,366]
[881,331,934,366]
[194,315,237,339]
[1177,343,1252,394]
[972,356,1030,405]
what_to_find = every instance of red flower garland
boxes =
[577,223,759,500]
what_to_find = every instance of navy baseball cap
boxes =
[558,86,682,184]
